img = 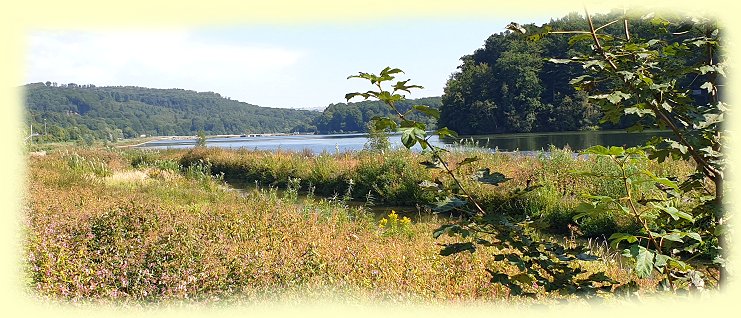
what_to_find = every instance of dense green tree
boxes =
[24,84,320,141]
[440,10,709,135]
[312,97,441,134]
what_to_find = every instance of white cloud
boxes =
[25,30,306,102]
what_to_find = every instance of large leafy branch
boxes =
[346,67,617,298]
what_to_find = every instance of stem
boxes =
[420,139,487,215]
[623,7,631,42]
[594,19,620,32]
[377,82,406,120]
[583,9,722,195]
[585,7,618,70]
[614,156,661,252]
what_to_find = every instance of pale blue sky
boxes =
[25,12,582,109]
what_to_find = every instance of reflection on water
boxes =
[138,130,673,153]
[448,130,674,152]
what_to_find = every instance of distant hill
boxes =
[24,83,320,142]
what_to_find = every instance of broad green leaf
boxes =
[377,91,403,104]
[371,117,398,131]
[511,273,534,284]
[399,127,425,149]
[489,272,510,284]
[475,168,510,186]
[643,170,680,191]
[654,254,670,270]
[623,245,655,278]
[393,79,423,93]
[433,197,467,213]
[651,231,683,243]
[668,258,691,271]
[624,107,655,117]
[412,105,440,119]
[548,58,572,64]
[700,81,714,93]
[458,156,480,167]
[668,140,688,154]
[638,75,654,86]
[652,203,692,221]
[698,65,715,75]
[568,33,595,46]
[399,119,426,130]
[345,92,371,101]
[607,146,626,156]
[609,233,639,246]
[432,224,469,239]
[697,113,723,129]
[569,75,590,85]
[380,67,403,77]
[440,242,475,256]
[400,129,416,148]
[419,159,444,169]
[685,232,702,242]
[434,127,458,139]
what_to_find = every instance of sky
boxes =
[25,10,592,110]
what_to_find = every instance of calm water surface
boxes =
[137,130,673,153]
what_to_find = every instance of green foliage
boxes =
[440,10,720,136]
[549,9,726,290]
[24,84,319,141]
[347,67,616,298]
[196,130,207,148]
[312,97,441,134]
[575,145,713,289]
[363,119,391,152]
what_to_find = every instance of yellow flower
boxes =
[378,218,388,229]
[388,210,399,223]
[400,216,411,227]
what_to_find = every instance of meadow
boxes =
[24,145,695,304]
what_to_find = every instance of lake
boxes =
[137,130,674,153]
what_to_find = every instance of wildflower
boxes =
[378,218,388,229]
[400,216,411,227]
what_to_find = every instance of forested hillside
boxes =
[440,10,711,134]
[312,97,441,134]
[24,83,320,142]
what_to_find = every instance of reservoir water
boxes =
[137,130,674,153]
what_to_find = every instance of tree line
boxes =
[439,9,712,135]
[24,83,320,142]
[24,83,441,143]
[311,97,441,134]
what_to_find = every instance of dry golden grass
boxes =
[24,146,668,305]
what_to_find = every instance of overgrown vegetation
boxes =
[175,145,693,237]
[23,5,726,304]
[344,7,726,296]
[26,146,665,303]
[539,8,728,290]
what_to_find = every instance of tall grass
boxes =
[175,146,695,237]
[24,146,672,303]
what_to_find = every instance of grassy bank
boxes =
[25,146,671,304]
[172,146,695,237]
